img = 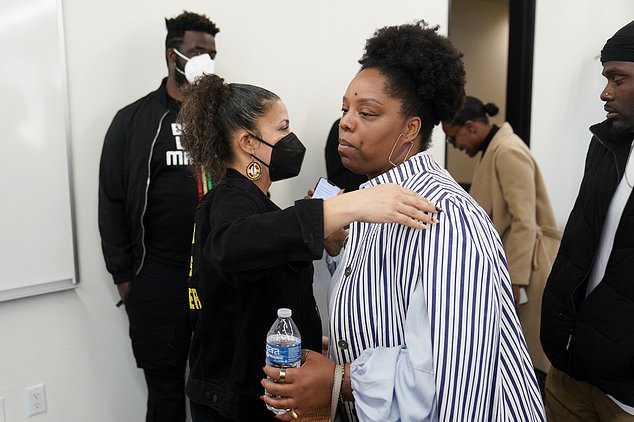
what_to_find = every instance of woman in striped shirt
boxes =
[262,21,545,422]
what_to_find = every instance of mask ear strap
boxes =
[172,49,189,76]
[173,48,190,61]
[250,154,270,168]
[248,133,275,149]
[246,135,271,168]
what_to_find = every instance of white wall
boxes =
[531,1,634,227]
[0,1,448,421]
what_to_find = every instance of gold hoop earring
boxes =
[403,141,415,162]
[246,160,261,180]
[388,134,414,167]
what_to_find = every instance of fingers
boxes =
[396,214,429,230]
[401,190,438,214]
[389,186,441,229]
[262,366,295,384]
[260,391,295,410]
[398,203,438,227]
[273,409,299,421]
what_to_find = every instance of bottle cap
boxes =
[277,308,292,318]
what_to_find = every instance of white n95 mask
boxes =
[174,49,215,83]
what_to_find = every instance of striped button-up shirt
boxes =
[329,152,545,421]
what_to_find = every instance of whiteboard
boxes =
[0,0,77,302]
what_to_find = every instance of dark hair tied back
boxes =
[450,96,498,125]
[483,102,500,117]
[178,74,280,181]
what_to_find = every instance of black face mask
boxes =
[249,132,306,181]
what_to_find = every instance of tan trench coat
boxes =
[469,123,561,372]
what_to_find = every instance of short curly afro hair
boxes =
[165,11,220,51]
[359,21,465,151]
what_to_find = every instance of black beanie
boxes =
[601,20,634,63]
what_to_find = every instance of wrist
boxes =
[341,363,353,401]
[323,194,355,237]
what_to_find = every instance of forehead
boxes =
[602,61,634,77]
[259,100,289,126]
[345,68,389,99]
[180,30,216,51]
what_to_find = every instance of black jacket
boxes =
[98,79,174,283]
[187,169,323,421]
[541,120,634,405]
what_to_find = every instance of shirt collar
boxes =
[361,151,436,188]
[479,124,499,156]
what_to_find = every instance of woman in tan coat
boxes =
[442,96,561,389]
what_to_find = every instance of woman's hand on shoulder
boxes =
[322,183,438,236]
[349,184,438,229]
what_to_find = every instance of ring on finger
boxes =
[290,408,299,420]
[279,367,287,383]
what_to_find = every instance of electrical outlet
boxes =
[0,396,6,422]
[26,384,47,416]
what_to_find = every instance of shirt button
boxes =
[338,339,348,349]
[204,391,211,400]
[212,393,218,403]
[344,267,352,276]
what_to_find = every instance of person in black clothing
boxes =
[98,11,219,422]
[177,74,438,421]
[325,119,367,192]
[540,20,634,421]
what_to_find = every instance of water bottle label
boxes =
[266,342,301,366]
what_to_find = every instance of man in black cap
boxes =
[540,20,634,421]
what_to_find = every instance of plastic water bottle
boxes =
[265,308,301,415]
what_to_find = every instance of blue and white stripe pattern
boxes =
[329,152,544,421]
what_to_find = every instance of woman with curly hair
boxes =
[262,21,545,422]
[178,74,438,422]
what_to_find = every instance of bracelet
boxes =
[330,363,344,421]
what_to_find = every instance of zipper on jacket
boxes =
[135,110,170,276]
[565,330,572,351]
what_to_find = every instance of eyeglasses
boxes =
[445,125,464,146]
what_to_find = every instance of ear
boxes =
[236,131,256,155]
[166,48,175,63]
[404,116,422,141]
